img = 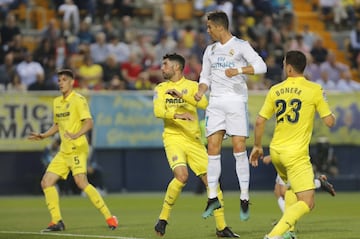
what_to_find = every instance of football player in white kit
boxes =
[195,11,267,223]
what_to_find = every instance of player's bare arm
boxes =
[64,118,93,140]
[322,113,336,128]
[28,124,59,140]
[249,115,267,167]
[195,83,208,101]
[262,155,272,165]
[166,89,182,98]
[225,66,256,78]
[174,112,195,121]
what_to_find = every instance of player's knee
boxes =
[175,174,188,184]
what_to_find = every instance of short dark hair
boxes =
[207,11,229,30]
[163,53,185,71]
[57,69,74,79]
[285,51,307,73]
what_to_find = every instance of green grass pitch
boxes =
[0,191,359,239]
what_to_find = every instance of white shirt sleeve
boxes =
[241,41,267,74]
[199,46,212,87]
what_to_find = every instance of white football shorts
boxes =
[205,96,249,137]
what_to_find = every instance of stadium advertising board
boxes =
[0,93,54,151]
[90,92,164,148]
[1,91,360,151]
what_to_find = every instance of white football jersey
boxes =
[199,36,267,99]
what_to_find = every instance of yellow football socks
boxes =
[159,178,185,221]
[43,186,62,223]
[84,184,112,219]
[214,186,226,231]
[284,189,298,231]
[268,200,310,237]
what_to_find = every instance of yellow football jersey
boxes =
[259,76,332,152]
[53,91,92,153]
[153,77,208,140]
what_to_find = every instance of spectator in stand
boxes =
[255,35,270,60]
[154,16,179,45]
[153,34,176,69]
[119,15,137,44]
[253,0,274,19]
[301,24,316,50]
[107,34,130,64]
[310,36,328,65]
[78,54,104,90]
[0,52,16,91]
[77,19,94,45]
[269,31,286,66]
[217,0,234,30]
[74,0,96,22]
[319,0,336,27]
[15,51,45,89]
[54,37,68,70]
[90,31,110,65]
[288,33,310,56]
[349,20,360,68]
[41,18,61,43]
[315,71,337,91]
[121,52,143,90]
[129,34,155,70]
[183,53,202,82]
[108,75,126,90]
[337,70,360,91]
[320,51,350,84]
[6,34,27,64]
[179,24,196,50]
[7,72,26,92]
[174,37,191,60]
[59,20,78,54]
[0,13,20,49]
[233,14,257,46]
[191,31,209,62]
[28,73,58,91]
[134,71,154,90]
[58,0,80,34]
[98,0,115,20]
[304,55,322,82]
[101,54,126,89]
[264,54,282,88]
[253,15,278,47]
[101,18,120,42]
[33,38,56,73]
[114,0,135,18]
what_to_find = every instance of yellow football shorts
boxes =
[270,148,315,193]
[46,144,89,179]
[163,134,207,176]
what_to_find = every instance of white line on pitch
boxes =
[0,231,144,239]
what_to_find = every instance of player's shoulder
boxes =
[73,91,88,101]
[155,81,169,90]
[233,37,249,45]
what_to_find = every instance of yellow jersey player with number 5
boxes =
[28,69,118,232]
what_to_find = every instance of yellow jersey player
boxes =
[28,69,118,232]
[153,53,239,238]
[249,51,336,239]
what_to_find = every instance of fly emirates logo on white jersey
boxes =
[211,56,235,69]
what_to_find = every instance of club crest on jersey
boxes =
[229,49,234,56]
[182,89,188,95]
[172,155,178,162]
[66,103,70,109]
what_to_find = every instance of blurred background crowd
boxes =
[1,0,360,93]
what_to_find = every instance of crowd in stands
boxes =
[1,0,360,93]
